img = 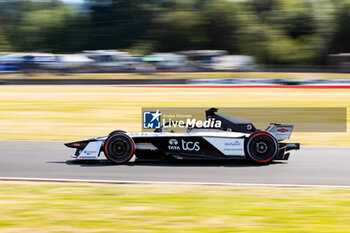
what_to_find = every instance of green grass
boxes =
[0,182,350,232]
[0,85,349,145]
[2,72,350,80]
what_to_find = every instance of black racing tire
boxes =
[104,133,135,164]
[109,130,127,136]
[245,132,278,164]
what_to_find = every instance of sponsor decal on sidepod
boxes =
[223,141,243,153]
[203,137,245,156]
[168,139,200,151]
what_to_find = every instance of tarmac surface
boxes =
[0,141,349,186]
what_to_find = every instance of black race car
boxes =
[65,108,300,164]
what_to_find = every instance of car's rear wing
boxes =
[265,123,294,141]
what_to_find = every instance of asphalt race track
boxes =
[0,141,349,187]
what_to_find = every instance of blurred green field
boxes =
[0,85,349,145]
[0,181,350,233]
[2,72,350,80]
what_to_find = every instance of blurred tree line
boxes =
[0,0,349,65]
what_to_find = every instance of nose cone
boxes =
[64,140,88,149]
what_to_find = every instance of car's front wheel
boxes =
[245,132,278,164]
[109,130,127,136]
[104,133,135,164]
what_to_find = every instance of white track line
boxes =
[0,177,350,188]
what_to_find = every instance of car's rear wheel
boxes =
[246,132,278,164]
[104,133,135,164]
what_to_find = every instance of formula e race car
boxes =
[65,108,300,164]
